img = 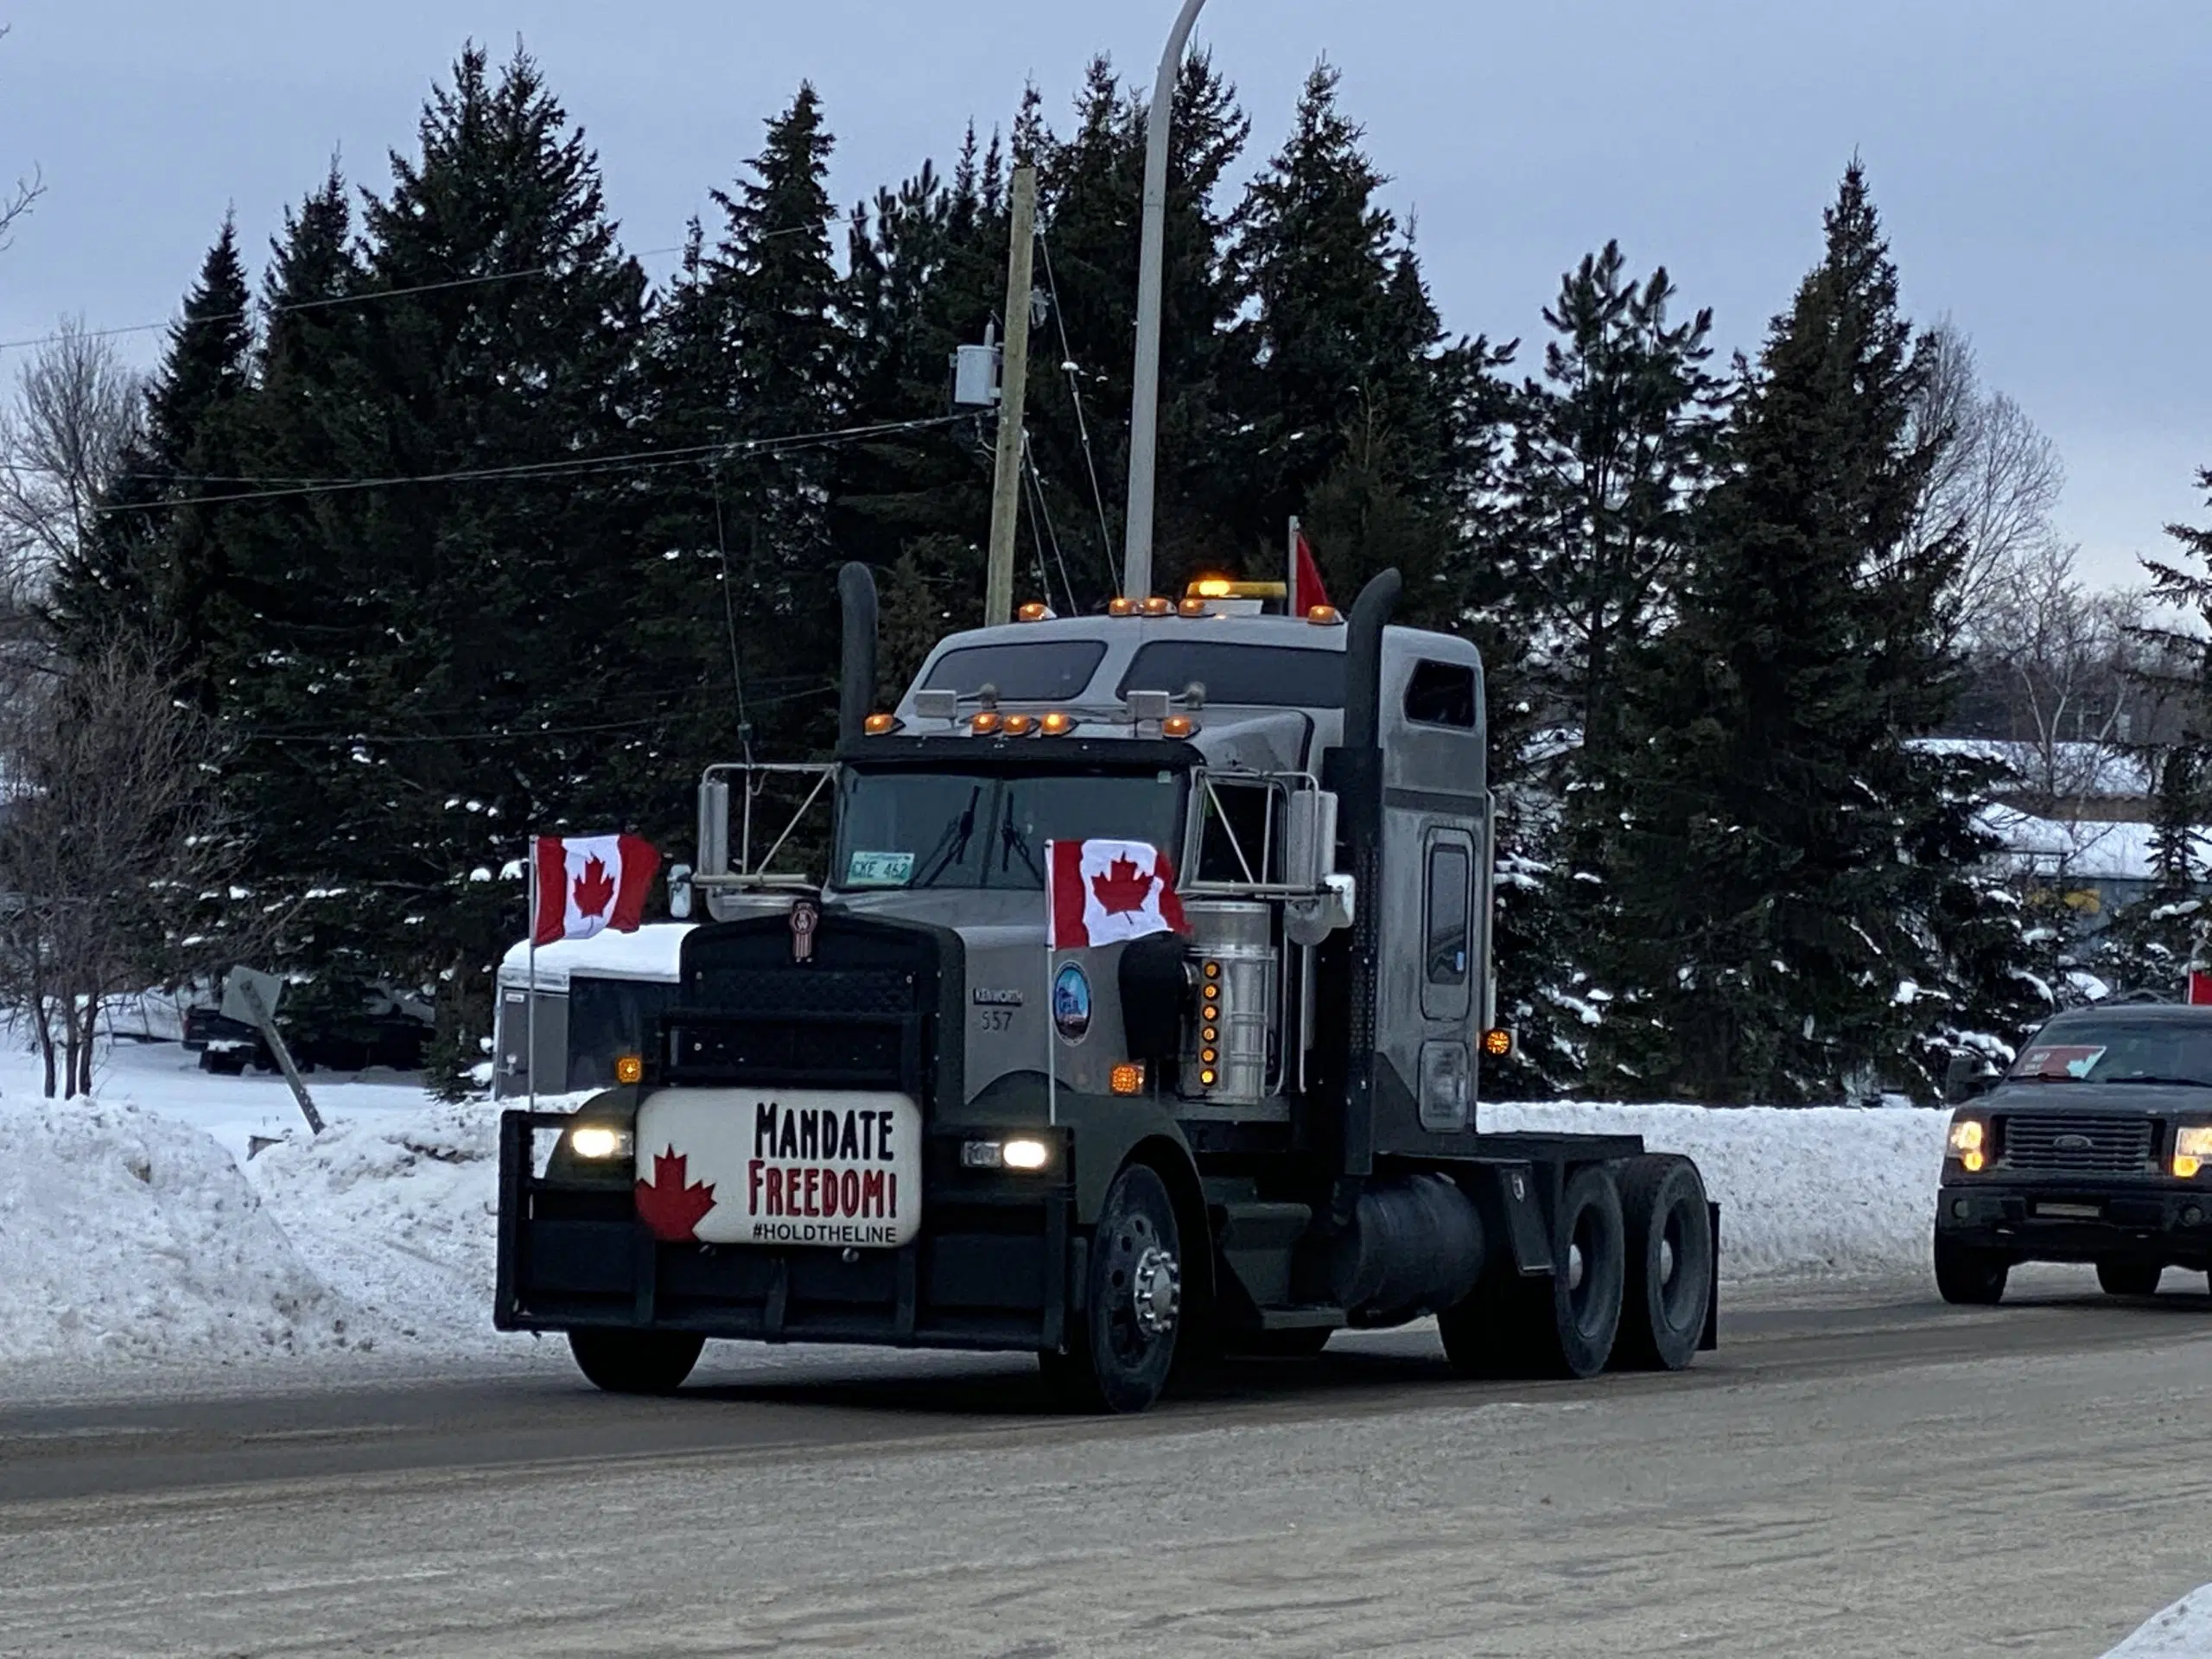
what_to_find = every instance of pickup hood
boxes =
[1980,1081,2212,1116]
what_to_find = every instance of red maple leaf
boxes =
[572,855,616,918]
[1090,855,1155,917]
[635,1146,717,1242]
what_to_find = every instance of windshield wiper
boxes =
[995,801,1046,887]
[911,786,982,887]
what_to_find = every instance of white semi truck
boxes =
[494,565,1717,1411]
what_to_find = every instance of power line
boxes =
[94,413,971,513]
[1037,228,1121,597]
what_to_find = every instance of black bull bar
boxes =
[493,1110,1077,1351]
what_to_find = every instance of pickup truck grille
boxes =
[2000,1112,2153,1173]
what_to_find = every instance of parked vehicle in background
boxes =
[1935,1004,2212,1303]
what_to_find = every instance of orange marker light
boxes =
[1481,1027,1514,1058]
[1108,596,1137,617]
[1306,605,1341,626]
[970,710,1001,735]
[1161,715,1195,739]
[1200,1048,1217,1065]
[862,712,899,736]
[1016,601,1049,622]
[1039,711,1074,736]
[1001,713,1034,736]
[1110,1063,1146,1096]
[1141,595,1173,616]
[1198,1069,1217,1088]
[1204,962,1221,980]
[1177,596,1209,617]
[614,1054,645,1085]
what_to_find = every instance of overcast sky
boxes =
[1,0,2206,588]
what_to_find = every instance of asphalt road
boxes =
[1,1273,2208,1657]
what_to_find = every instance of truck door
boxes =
[1416,826,1475,1130]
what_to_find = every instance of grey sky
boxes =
[2,0,2205,588]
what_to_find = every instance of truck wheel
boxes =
[2096,1261,2162,1298]
[567,1329,704,1395]
[1041,1162,1182,1414]
[1933,1235,2008,1305]
[1440,1164,1625,1380]
[1612,1155,1713,1371]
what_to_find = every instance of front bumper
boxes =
[1936,1179,2212,1267]
[493,1110,1078,1351]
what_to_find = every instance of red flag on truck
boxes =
[2189,970,2212,1007]
[1294,526,1332,616]
[533,834,659,944]
[1048,840,1188,949]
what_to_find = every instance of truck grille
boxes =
[2000,1113,2153,1173]
[693,968,916,1018]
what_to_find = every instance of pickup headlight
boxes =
[1948,1115,1988,1173]
[2176,1126,2212,1179]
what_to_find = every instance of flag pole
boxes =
[1045,840,1058,1128]
[526,836,538,1116]
[1287,515,1300,616]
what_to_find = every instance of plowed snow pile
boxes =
[2105,1586,2212,1656]
[0,1098,355,1366]
[1484,1101,1949,1283]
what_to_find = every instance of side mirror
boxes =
[1943,1052,1995,1106]
[667,863,694,920]
[696,779,730,878]
[1283,789,1339,892]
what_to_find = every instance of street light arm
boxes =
[1121,0,1210,603]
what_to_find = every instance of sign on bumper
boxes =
[632,1088,923,1248]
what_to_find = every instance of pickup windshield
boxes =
[832,768,1184,892]
[2010,1021,2212,1087]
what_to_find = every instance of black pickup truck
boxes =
[1935,1004,2212,1304]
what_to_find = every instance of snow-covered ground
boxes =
[2105,1586,2212,1656]
[0,1036,1972,1388]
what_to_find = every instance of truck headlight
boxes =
[961,1137,1052,1173]
[1948,1115,1988,1173]
[569,1126,633,1160]
[2176,1126,2212,1179]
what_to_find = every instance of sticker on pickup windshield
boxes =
[2017,1044,2105,1079]
[845,849,916,887]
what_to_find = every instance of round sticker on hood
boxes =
[1052,962,1091,1043]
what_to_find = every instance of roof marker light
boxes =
[1108,596,1138,618]
[1141,595,1173,617]
[970,710,1001,735]
[1016,601,1049,622]
[1306,605,1341,626]
[1161,715,1196,739]
[1001,713,1035,736]
[862,712,899,735]
[1039,711,1074,736]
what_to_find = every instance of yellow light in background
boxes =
[1110,1063,1146,1096]
[1192,576,1235,598]
[1481,1028,1513,1058]
[1039,711,1074,736]
[862,712,898,735]
[614,1055,645,1084]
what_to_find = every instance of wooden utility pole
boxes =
[983,163,1038,626]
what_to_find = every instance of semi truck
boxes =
[493,565,1718,1412]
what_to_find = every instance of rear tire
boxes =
[1612,1154,1713,1371]
[1933,1235,2009,1306]
[567,1329,704,1395]
[2096,1261,2162,1298]
[1440,1164,1625,1380]
[1041,1162,1183,1414]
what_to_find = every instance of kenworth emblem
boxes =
[789,899,819,963]
[972,988,1024,1007]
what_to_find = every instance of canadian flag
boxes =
[1048,839,1189,949]
[533,834,659,945]
[1294,526,1332,616]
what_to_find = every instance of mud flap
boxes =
[1491,1161,1553,1277]
[1700,1200,1720,1352]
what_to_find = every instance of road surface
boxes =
[1,1271,2207,1657]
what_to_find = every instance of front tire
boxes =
[1041,1162,1183,1414]
[2096,1261,2162,1298]
[1934,1235,2009,1305]
[567,1329,704,1395]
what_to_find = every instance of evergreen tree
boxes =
[1597,166,1984,1102]
[48,219,253,683]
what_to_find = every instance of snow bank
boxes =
[2105,1586,2212,1657]
[1484,1101,1948,1285]
[0,1098,357,1367]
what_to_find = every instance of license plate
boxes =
[2035,1201,2102,1220]
[633,1088,923,1248]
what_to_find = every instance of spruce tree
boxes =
[1597,166,1984,1102]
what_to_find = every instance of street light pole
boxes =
[1120,0,1209,603]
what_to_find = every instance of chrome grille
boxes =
[1999,1112,2153,1173]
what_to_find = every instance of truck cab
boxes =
[494,565,1719,1410]
[1935,1003,2212,1303]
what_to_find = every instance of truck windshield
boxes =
[2010,1021,2212,1087]
[833,769,1184,892]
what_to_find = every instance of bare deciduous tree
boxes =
[0,643,228,1097]
[1911,321,2069,650]
[0,26,41,251]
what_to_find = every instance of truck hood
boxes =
[1980,1079,2212,1116]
